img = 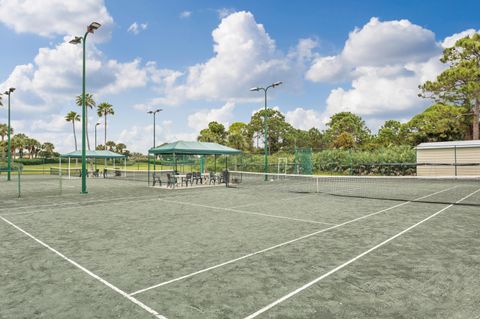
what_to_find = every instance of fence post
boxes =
[454,145,457,177]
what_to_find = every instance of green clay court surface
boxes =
[1,176,480,318]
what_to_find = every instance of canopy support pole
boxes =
[147,153,151,186]
[59,156,62,177]
[214,154,217,173]
[124,157,127,174]
[68,157,71,179]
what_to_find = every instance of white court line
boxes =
[159,198,335,226]
[0,195,162,216]
[130,186,456,296]
[228,194,313,209]
[0,215,167,319]
[243,187,480,319]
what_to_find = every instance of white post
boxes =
[68,157,71,179]
[113,158,116,169]
[124,158,126,175]
[59,156,62,177]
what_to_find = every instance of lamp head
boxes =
[87,22,101,33]
[155,109,163,113]
[272,81,283,87]
[9,88,15,93]
[250,87,261,92]
[147,111,153,114]
[69,36,82,44]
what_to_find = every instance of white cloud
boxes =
[180,11,192,19]
[0,0,113,41]
[119,121,197,153]
[0,40,148,114]
[342,17,437,66]
[306,55,347,82]
[154,11,311,106]
[285,108,322,130]
[187,102,236,131]
[217,8,235,19]
[305,17,461,124]
[127,22,148,35]
[441,29,479,48]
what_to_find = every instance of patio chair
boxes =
[221,170,229,185]
[93,169,100,177]
[167,173,177,188]
[182,172,193,187]
[209,171,217,185]
[152,172,162,187]
[193,172,203,184]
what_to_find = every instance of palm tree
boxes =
[115,143,126,154]
[41,142,55,158]
[105,141,116,151]
[12,134,27,158]
[65,111,80,151]
[0,124,8,141]
[96,102,114,148]
[75,93,96,150]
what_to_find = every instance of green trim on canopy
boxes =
[60,150,126,159]
[149,141,242,155]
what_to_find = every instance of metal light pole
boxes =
[148,109,162,170]
[3,88,15,181]
[250,81,283,180]
[69,22,101,194]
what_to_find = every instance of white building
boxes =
[416,140,480,176]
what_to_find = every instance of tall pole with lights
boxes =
[3,88,15,181]
[250,81,283,180]
[148,109,162,170]
[69,22,101,194]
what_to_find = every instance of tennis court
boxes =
[1,171,479,318]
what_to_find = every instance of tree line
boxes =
[197,103,472,153]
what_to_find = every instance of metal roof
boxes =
[148,140,242,155]
[60,150,126,158]
[416,140,480,150]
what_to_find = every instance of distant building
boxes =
[416,141,480,176]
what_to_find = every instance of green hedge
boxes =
[13,158,59,165]
[313,146,416,175]
[232,146,417,175]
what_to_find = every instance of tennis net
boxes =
[103,169,174,184]
[228,171,480,206]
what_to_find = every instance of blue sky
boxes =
[0,0,479,153]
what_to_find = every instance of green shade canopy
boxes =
[60,150,126,159]
[149,141,242,155]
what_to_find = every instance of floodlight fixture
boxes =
[88,22,101,33]
[69,36,82,45]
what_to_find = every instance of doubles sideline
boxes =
[129,185,456,296]
[243,187,480,318]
